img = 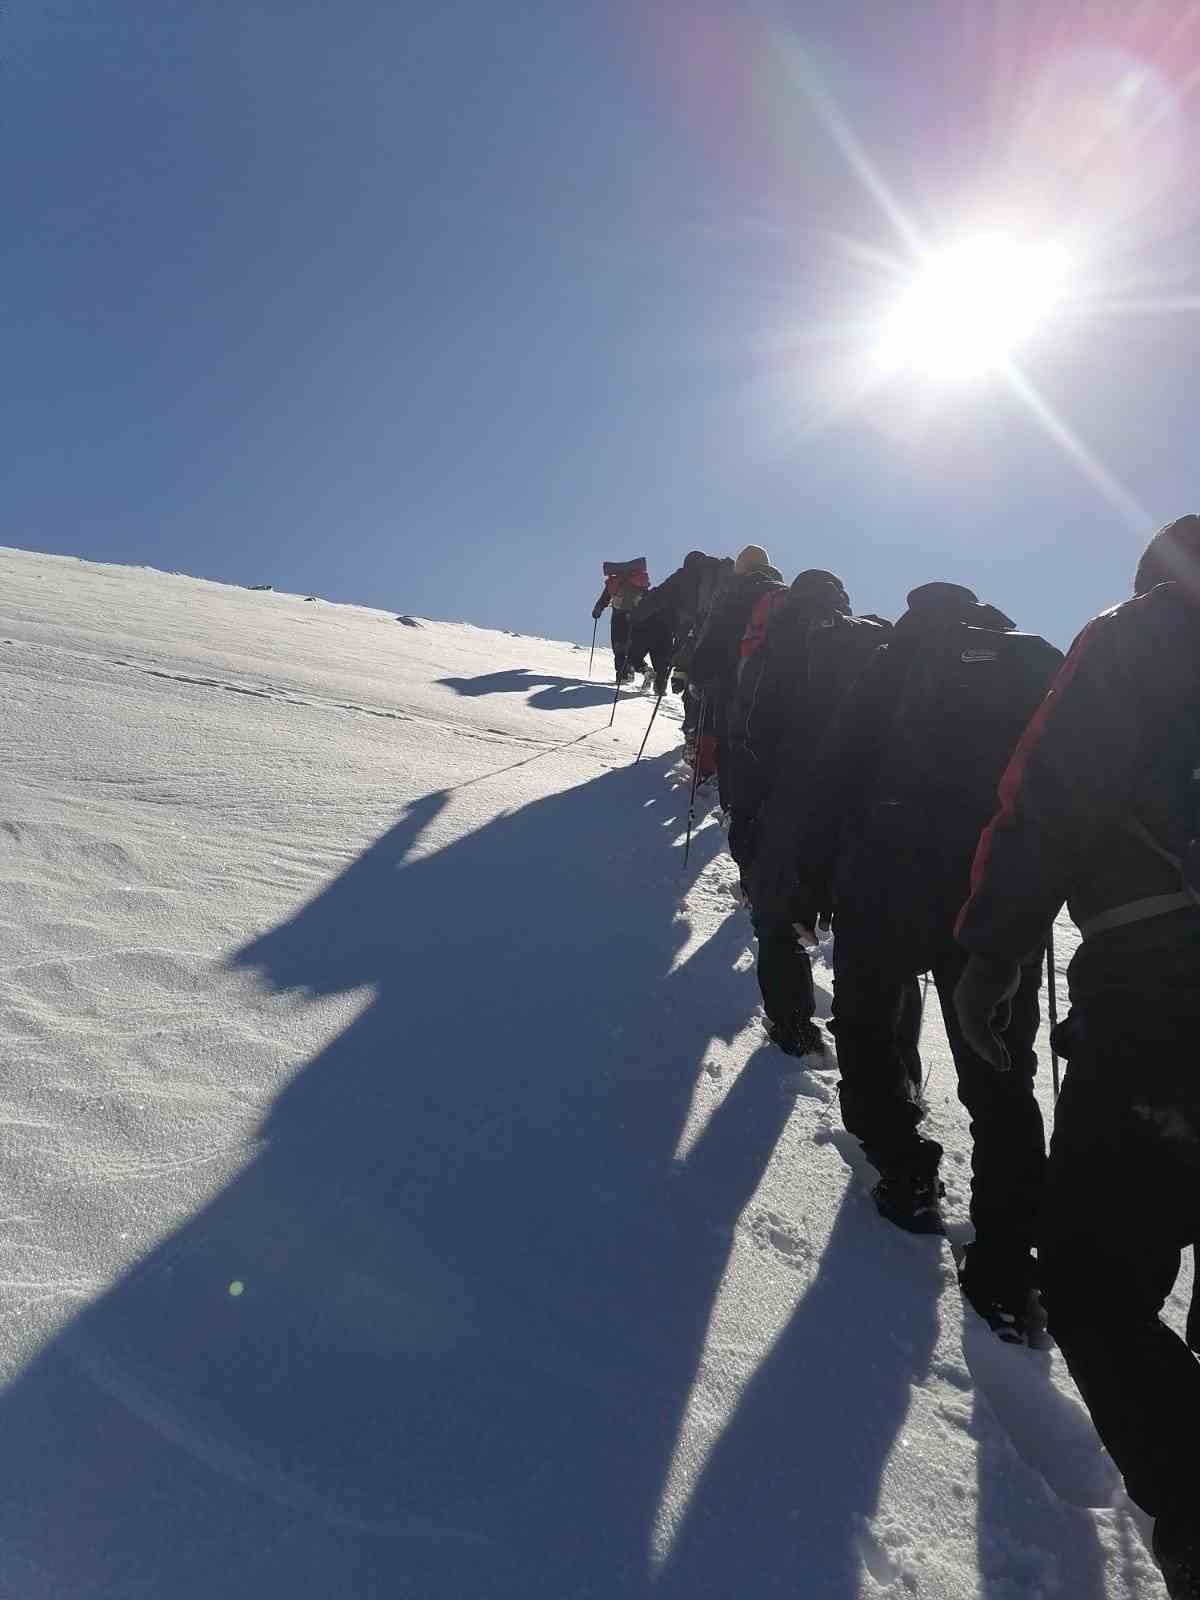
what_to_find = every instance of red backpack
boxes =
[738,587,791,672]
[603,557,650,612]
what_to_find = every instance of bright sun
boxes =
[878,236,1071,381]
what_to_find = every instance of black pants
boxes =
[611,611,642,675]
[1040,1007,1200,1519]
[630,612,674,694]
[830,930,1046,1260]
[752,916,815,1029]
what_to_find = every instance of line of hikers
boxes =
[590,517,1200,1600]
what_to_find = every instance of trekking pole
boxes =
[607,667,623,728]
[918,971,935,1095]
[587,616,598,678]
[682,691,708,869]
[1046,928,1061,1100]
[635,690,665,764]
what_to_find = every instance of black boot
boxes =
[871,1141,945,1235]
[958,1244,1044,1345]
[1155,1505,1200,1599]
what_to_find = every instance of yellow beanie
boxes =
[734,544,769,575]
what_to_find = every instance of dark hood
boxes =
[896,581,1016,634]
[1134,514,1200,602]
[790,568,851,615]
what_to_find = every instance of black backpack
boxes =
[735,604,888,762]
[871,622,1064,852]
[730,608,890,854]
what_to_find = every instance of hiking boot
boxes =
[872,1146,945,1235]
[1155,1505,1200,1599]
[765,1017,829,1064]
[617,663,635,686]
[640,669,656,694]
[958,1245,1044,1345]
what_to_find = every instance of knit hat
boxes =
[734,544,770,575]
[1134,515,1200,596]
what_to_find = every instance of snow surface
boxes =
[0,543,1185,1598]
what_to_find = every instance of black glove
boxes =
[592,601,605,621]
[954,953,1021,1070]
[670,669,688,695]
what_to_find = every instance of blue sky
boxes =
[8,0,1200,649]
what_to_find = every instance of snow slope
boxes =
[0,544,1181,1598]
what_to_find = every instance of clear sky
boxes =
[8,0,1200,649]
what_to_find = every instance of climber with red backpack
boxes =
[687,546,785,808]
[591,558,652,686]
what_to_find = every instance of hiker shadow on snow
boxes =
[0,756,1043,1599]
[0,758,780,1599]
[439,666,650,712]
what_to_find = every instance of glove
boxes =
[670,669,688,695]
[591,602,605,620]
[954,954,1021,1070]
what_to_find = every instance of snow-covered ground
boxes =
[0,544,1183,1598]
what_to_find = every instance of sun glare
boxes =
[878,236,1071,380]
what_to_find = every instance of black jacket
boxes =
[637,555,731,640]
[957,582,1200,1000]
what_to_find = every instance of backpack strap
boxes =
[1079,816,1200,940]
[1079,889,1197,940]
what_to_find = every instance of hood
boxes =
[1134,515,1200,601]
[791,568,851,614]
[898,581,1016,633]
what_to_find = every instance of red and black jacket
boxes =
[957,583,1200,995]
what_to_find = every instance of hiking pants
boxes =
[1040,1007,1200,1520]
[752,915,815,1030]
[611,611,644,674]
[830,931,1046,1260]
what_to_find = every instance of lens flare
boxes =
[878,237,1071,381]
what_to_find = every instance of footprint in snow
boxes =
[748,1209,811,1270]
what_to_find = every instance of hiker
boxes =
[592,558,651,685]
[687,546,785,808]
[629,606,677,698]
[790,582,1063,1335]
[727,570,890,1059]
[638,551,734,763]
[955,516,1200,1595]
